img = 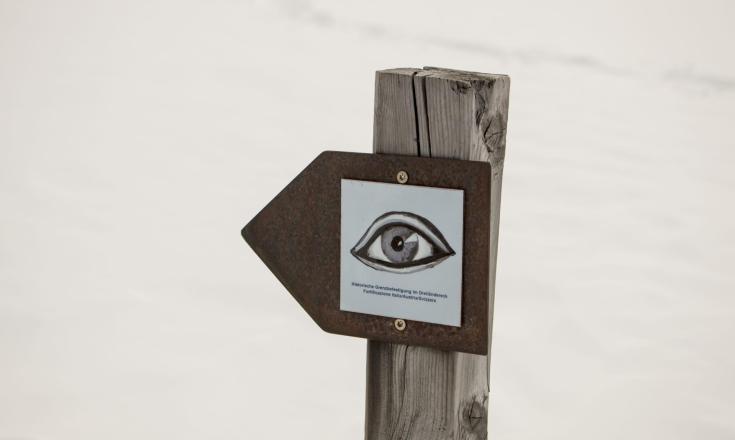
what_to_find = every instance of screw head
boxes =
[394,319,406,331]
[396,170,408,184]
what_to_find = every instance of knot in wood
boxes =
[459,396,487,436]
[481,112,506,159]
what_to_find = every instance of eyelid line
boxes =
[350,211,454,256]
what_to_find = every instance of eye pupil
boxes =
[390,236,404,252]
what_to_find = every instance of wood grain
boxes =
[366,67,510,440]
[373,68,422,156]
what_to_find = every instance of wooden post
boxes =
[366,67,510,440]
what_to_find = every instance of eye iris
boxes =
[380,225,420,264]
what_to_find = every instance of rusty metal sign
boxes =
[241,151,492,354]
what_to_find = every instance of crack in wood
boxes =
[410,72,421,157]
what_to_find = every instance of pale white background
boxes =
[1,1,734,439]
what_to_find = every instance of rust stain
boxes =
[242,151,492,355]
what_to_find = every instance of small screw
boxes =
[396,170,409,184]
[394,319,406,331]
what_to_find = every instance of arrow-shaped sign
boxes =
[242,151,492,354]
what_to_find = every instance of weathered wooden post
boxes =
[367,67,510,439]
[242,66,509,440]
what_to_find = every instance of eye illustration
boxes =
[351,212,455,274]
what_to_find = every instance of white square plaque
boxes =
[340,179,464,327]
